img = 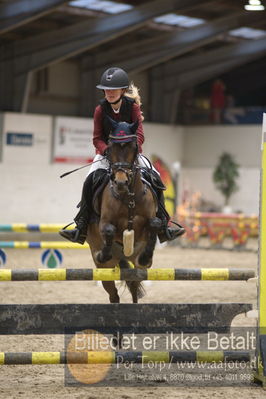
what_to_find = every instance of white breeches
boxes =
[87,154,109,175]
[87,154,159,176]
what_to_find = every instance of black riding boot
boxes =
[59,174,93,244]
[59,206,89,244]
[141,168,185,242]
[156,191,185,243]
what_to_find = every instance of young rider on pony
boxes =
[60,67,185,244]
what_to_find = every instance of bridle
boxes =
[107,141,139,231]
[107,140,138,188]
[110,161,136,186]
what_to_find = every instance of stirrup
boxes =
[158,222,185,243]
[166,225,185,240]
[59,222,87,244]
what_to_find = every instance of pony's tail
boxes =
[119,259,146,299]
[125,82,144,121]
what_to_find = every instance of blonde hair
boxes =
[125,82,144,121]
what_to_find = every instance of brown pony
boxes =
[86,118,161,305]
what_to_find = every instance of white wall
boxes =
[183,125,261,168]
[0,113,262,222]
[0,113,87,223]
[182,125,262,214]
[143,122,184,164]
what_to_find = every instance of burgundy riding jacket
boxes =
[93,97,144,155]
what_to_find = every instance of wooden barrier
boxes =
[0,303,252,335]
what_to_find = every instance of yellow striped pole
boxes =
[0,268,255,281]
[260,115,266,329]
[255,113,266,387]
[0,351,251,365]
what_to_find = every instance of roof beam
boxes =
[0,0,68,34]
[120,11,265,74]
[0,0,215,68]
[163,36,266,91]
[90,12,259,70]
[92,32,173,70]
[179,59,256,88]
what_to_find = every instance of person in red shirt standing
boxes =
[210,79,226,124]
[60,67,185,244]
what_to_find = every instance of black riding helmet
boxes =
[96,67,129,90]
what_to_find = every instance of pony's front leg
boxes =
[96,223,116,263]
[137,217,162,268]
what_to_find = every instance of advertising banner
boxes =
[2,113,51,164]
[53,117,95,163]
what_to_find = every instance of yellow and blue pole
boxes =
[0,224,71,233]
[0,241,89,249]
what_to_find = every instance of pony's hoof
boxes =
[96,251,112,263]
[136,254,152,269]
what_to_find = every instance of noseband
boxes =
[109,160,137,188]
[111,161,134,171]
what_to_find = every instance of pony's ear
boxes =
[129,119,139,134]
[106,115,118,130]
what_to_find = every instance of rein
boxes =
[109,159,139,232]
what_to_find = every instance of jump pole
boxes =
[255,113,266,387]
[0,241,88,249]
[0,224,71,232]
[0,268,255,281]
[0,351,251,365]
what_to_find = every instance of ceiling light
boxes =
[154,14,204,28]
[69,0,133,14]
[245,0,265,10]
[230,27,266,39]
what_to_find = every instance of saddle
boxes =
[90,167,164,219]
[91,169,110,217]
[140,168,166,191]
